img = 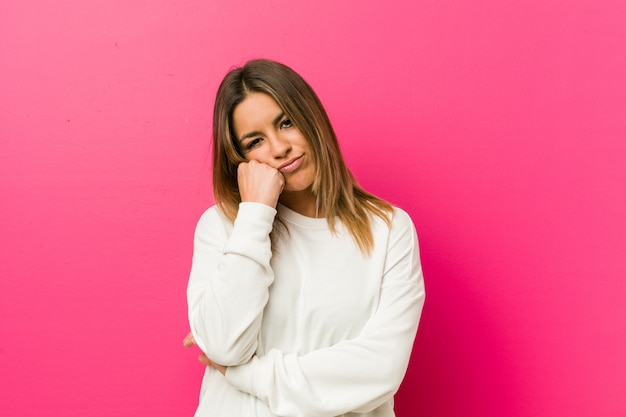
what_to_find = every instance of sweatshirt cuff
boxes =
[223,203,277,256]
[236,202,277,227]
[224,354,272,401]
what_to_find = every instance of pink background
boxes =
[1,0,625,416]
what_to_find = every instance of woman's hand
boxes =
[238,160,284,208]
[183,332,227,376]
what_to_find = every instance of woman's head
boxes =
[230,91,316,196]
[212,59,349,219]
[211,59,391,253]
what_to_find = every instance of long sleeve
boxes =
[224,209,425,417]
[187,202,277,366]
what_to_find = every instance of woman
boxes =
[185,59,425,417]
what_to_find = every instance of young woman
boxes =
[184,59,425,417]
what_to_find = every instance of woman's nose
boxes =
[270,134,291,158]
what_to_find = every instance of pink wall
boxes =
[1,0,625,416]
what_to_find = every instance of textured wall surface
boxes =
[1,0,625,416]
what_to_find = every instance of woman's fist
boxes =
[238,160,285,208]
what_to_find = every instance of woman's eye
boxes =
[245,138,262,150]
[280,119,293,129]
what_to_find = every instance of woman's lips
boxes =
[278,156,303,173]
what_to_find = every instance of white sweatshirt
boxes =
[187,202,425,417]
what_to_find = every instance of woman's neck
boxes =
[279,189,323,218]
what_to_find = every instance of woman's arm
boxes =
[223,209,425,417]
[187,202,277,366]
[188,161,284,366]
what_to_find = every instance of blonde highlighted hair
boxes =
[212,59,392,254]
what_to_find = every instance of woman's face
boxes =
[232,92,316,193]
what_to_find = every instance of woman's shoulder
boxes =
[370,204,415,229]
[197,204,229,224]
[193,205,234,238]
[385,205,419,240]
[390,206,415,226]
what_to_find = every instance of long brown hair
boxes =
[212,59,391,254]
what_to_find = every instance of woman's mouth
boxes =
[278,156,304,173]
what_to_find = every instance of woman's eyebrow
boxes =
[240,130,262,142]
[272,112,285,126]
[239,112,285,142]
